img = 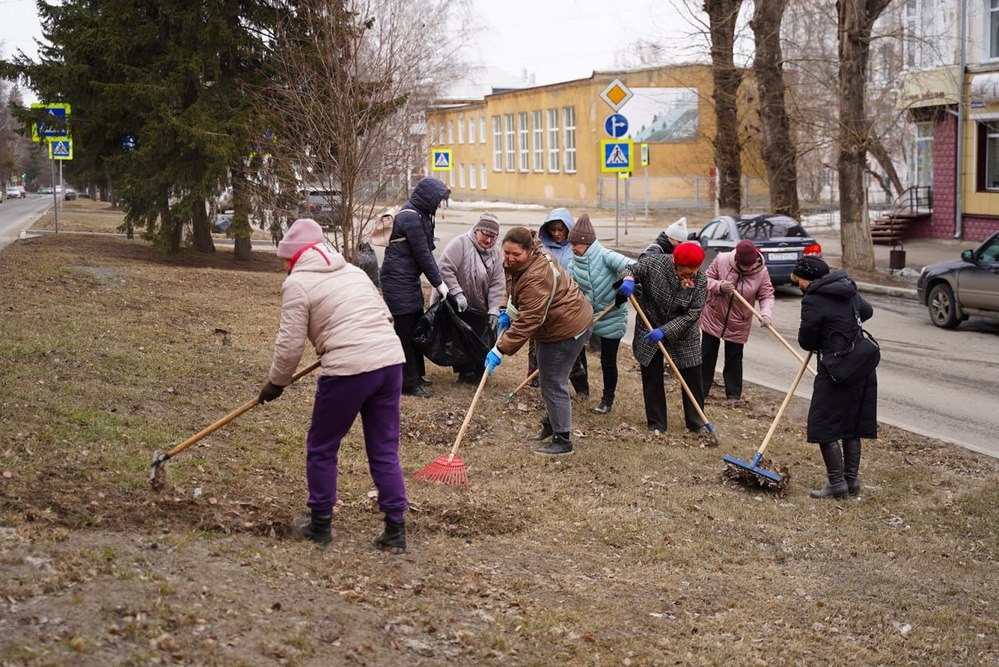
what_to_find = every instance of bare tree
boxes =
[705,0,745,215]
[750,0,799,219]
[258,0,472,261]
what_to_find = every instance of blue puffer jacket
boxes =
[568,241,634,340]
[379,177,450,315]
[538,208,575,269]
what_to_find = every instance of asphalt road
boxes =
[0,194,53,250]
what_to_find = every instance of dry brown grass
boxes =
[0,211,997,665]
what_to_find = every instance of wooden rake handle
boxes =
[629,295,713,428]
[448,371,490,462]
[730,290,816,377]
[165,360,321,458]
[756,351,813,457]
[503,301,618,403]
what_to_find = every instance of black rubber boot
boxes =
[810,442,848,499]
[372,518,407,554]
[535,434,573,456]
[843,438,862,496]
[591,400,613,415]
[532,415,554,442]
[298,511,332,546]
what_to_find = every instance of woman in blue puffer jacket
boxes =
[567,214,634,414]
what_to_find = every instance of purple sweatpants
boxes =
[305,364,407,522]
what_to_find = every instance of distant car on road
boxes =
[917,231,999,329]
[298,188,342,229]
[689,213,823,286]
[64,189,77,200]
[6,186,23,199]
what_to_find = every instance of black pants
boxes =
[701,332,744,400]
[392,310,426,391]
[570,349,588,394]
[597,336,622,404]
[639,350,705,431]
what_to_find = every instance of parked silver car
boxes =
[917,231,999,329]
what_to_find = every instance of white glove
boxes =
[436,282,449,298]
[454,293,468,312]
[719,280,736,294]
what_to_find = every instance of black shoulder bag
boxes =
[820,306,880,385]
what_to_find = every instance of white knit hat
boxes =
[665,217,688,243]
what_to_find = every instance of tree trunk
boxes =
[705,0,744,215]
[836,0,890,273]
[190,199,216,253]
[866,134,905,199]
[751,0,800,220]
[231,171,253,261]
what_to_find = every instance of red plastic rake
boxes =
[413,372,489,486]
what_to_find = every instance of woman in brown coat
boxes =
[485,226,593,455]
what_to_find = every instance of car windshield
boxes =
[736,216,806,240]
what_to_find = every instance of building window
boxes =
[468,117,476,144]
[913,122,933,188]
[480,163,487,190]
[991,0,999,59]
[438,122,445,146]
[480,116,486,144]
[518,112,530,172]
[547,108,560,173]
[492,116,502,171]
[903,0,945,70]
[533,110,544,171]
[980,121,999,191]
[457,115,464,144]
[447,120,454,145]
[469,161,477,189]
[458,163,465,188]
[563,106,576,173]
[448,167,455,188]
[505,114,516,172]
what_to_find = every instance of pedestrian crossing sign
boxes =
[431,148,452,171]
[49,138,73,160]
[600,140,633,173]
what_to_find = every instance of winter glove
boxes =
[497,308,510,335]
[484,347,503,375]
[258,381,284,404]
[613,278,642,307]
[489,314,499,331]
[719,280,736,294]
[453,293,468,313]
[617,276,635,298]
[436,282,449,299]
[643,327,666,345]
[760,315,773,328]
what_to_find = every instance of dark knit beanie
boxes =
[792,255,829,281]
[473,212,500,236]
[567,213,596,245]
[672,241,706,267]
[734,240,758,265]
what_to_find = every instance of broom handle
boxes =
[629,295,713,428]
[505,301,618,399]
[447,370,490,462]
[165,360,321,457]
[730,290,816,377]
[757,351,813,456]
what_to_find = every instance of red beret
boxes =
[672,241,705,267]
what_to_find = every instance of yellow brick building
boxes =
[425,64,767,210]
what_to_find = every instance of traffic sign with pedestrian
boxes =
[431,149,452,171]
[49,139,73,160]
[30,102,71,142]
[604,113,629,138]
[600,139,633,173]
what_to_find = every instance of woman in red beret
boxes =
[617,241,709,434]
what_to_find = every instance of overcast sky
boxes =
[0,0,707,101]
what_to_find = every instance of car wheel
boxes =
[927,283,960,329]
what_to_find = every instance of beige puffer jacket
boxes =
[268,243,404,384]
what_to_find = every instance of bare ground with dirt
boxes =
[1,208,997,665]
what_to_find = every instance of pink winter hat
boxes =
[277,218,324,259]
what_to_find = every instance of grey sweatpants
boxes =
[536,328,592,434]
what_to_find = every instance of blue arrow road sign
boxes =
[604,113,629,138]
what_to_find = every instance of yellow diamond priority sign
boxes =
[599,79,633,112]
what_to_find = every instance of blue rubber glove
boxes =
[497,308,510,335]
[643,327,665,345]
[617,276,635,300]
[484,347,503,375]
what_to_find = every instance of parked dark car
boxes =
[689,214,823,286]
[298,188,342,229]
[64,189,77,200]
[916,231,999,329]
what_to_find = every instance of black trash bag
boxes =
[353,242,380,288]
[412,296,496,367]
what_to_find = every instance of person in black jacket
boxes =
[793,256,877,499]
[379,177,451,398]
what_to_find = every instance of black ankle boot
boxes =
[591,400,612,415]
[372,518,406,554]
[532,415,553,442]
[298,511,332,546]
[535,434,573,456]
[811,442,848,499]
[843,438,862,496]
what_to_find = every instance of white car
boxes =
[5,186,23,199]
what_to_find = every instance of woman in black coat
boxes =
[793,256,877,499]
[379,177,451,397]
